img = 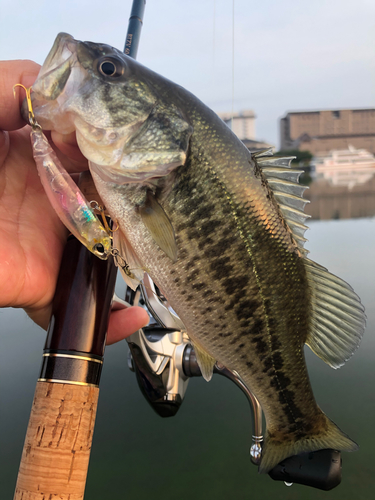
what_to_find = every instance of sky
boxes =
[1,0,374,147]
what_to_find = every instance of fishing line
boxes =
[213,0,216,69]
[231,0,235,130]
[212,0,216,95]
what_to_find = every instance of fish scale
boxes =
[30,33,365,474]
[164,125,317,428]
[92,111,356,473]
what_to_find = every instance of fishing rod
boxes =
[13,2,146,498]
[13,0,342,494]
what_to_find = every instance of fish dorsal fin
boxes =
[252,147,274,158]
[191,341,216,381]
[253,150,366,368]
[113,229,145,291]
[304,259,366,368]
[252,151,310,251]
[138,191,178,262]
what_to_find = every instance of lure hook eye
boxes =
[93,242,108,259]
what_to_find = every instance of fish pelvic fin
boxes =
[305,259,366,368]
[191,341,216,381]
[259,411,358,474]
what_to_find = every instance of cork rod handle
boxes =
[14,381,99,499]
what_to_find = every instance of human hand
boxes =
[0,60,149,343]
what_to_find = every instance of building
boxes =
[217,109,273,151]
[280,108,375,155]
[218,109,256,140]
[312,146,375,189]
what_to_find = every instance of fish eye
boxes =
[98,57,124,77]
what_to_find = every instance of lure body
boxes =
[30,126,111,259]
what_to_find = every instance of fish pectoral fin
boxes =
[191,341,216,382]
[138,192,178,262]
[113,229,145,291]
[304,258,366,369]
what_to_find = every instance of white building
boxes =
[217,109,274,151]
[312,146,375,189]
[217,109,256,140]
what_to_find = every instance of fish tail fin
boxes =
[259,412,358,474]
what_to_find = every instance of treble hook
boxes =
[13,83,40,129]
[89,201,119,236]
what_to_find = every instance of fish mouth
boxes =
[33,33,77,101]
[23,33,83,133]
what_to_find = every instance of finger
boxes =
[26,305,150,344]
[106,306,149,345]
[0,60,40,131]
[24,304,52,331]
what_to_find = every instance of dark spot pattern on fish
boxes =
[156,126,317,437]
[209,257,232,277]
[234,343,245,351]
[186,269,200,281]
[272,352,284,371]
[262,357,273,373]
[197,238,214,250]
[204,241,234,258]
[270,336,282,351]
[254,339,268,354]
[275,372,291,388]
[191,283,206,291]
[218,332,234,338]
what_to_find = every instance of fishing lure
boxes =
[14,84,112,260]
[15,85,163,307]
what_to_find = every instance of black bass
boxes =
[30,33,365,473]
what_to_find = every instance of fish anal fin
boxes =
[191,341,216,382]
[139,192,178,262]
[305,259,365,368]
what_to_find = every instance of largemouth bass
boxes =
[29,33,365,473]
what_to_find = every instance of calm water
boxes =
[1,217,374,499]
[305,175,375,220]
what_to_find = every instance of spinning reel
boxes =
[113,275,343,491]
